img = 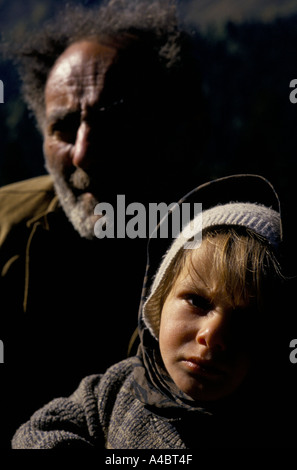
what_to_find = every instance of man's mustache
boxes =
[69,168,91,190]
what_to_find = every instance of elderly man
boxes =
[0,0,204,446]
[1,0,203,303]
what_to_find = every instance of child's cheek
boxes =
[159,306,190,356]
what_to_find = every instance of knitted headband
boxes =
[142,177,282,340]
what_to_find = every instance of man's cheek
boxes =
[44,139,73,171]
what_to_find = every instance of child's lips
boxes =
[181,356,226,379]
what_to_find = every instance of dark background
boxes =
[1,0,297,219]
[2,0,297,267]
[1,0,297,451]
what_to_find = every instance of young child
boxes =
[12,174,291,449]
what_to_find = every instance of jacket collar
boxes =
[26,195,60,231]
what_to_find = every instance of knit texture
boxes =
[12,358,187,449]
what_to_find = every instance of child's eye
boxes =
[185,294,212,313]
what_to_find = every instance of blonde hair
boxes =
[146,226,283,333]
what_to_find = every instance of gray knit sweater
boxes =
[12,358,187,449]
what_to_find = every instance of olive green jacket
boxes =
[0,175,59,313]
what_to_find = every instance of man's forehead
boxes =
[44,40,119,112]
[46,40,118,88]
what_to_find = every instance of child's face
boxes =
[159,240,253,402]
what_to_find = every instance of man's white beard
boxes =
[46,163,99,240]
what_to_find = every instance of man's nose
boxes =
[71,122,93,169]
[196,312,228,352]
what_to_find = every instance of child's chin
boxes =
[180,380,232,403]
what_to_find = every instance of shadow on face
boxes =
[43,37,207,204]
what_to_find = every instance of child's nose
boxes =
[196,312,227,352]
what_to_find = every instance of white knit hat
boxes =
[142,176,282,340]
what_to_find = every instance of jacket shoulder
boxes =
[0,175,57,245]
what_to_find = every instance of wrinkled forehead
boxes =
[45,40,119,97]
[44,40,121,122]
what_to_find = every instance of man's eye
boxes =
[50,116,80,143]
